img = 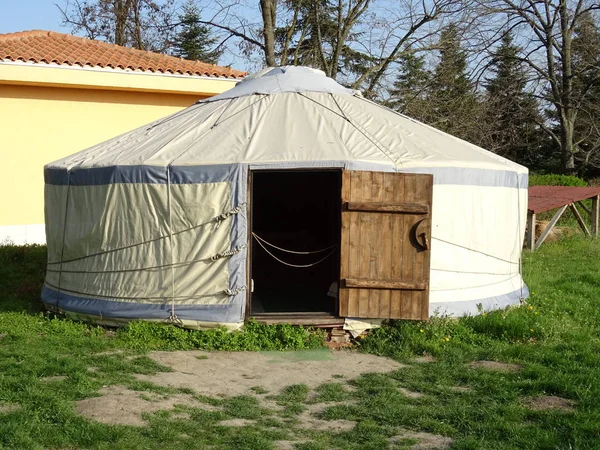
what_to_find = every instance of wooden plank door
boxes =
[339,171,433,320]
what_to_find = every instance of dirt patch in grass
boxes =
[135,349,403,397]
[467,360,522,373]
[93,350,123,356]
[295,413,356,432]
[275,440,309,450]
[287,399,357,432]
[75,385,212,426]
[389,429,453,449]
[304,401,355,414]
[399,387,425,398]
[523,396,576,412]
[40,375,67,382]
[0,402,20,414]
[450,386,472,393]
[413,355,436,363]
[218,418,256,427]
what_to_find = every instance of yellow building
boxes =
[0,30,245,244]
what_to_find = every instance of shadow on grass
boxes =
[0,243,47,314]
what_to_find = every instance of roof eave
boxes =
[0,60,240,97]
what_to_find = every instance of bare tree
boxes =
[194,0,467,95]
[351,0,465,97]
[59,0,176,51]
[479,0,600,173]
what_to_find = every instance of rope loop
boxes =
[252,232,336,255]
[211,245,246,261]
[166,313,183,326]
[225,286,246,296]
[252,234,337,268]
[215,203,246,228]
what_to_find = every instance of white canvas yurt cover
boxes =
[43,66,529,329]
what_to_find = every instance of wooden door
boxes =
[339,171,433,320]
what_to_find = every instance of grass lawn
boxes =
[1,237,600,449]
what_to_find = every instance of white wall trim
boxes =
[0,224,46,245]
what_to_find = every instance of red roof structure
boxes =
[528,186,600,213]
[526,185,600,250]
[0,30,246,79]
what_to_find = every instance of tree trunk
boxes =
[260,0,277,66]
[560,0,575,173]
[132,0,144,50]
[561,117,577,173]
[114,0,129,46]
[280,1,301,65]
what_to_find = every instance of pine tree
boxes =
[482,31,545,167]
[276,0,374,82]
[387,51,431,122]
[427,25,480,142]
[172,1,222,64]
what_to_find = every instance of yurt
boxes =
[42,66,529,330]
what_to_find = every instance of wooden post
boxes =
[526,210,536,251]
[592,195,599,237]
[535,205,568,250]
[578,200,592,215]
[569,203,590,236]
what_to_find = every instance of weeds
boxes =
[117,320,324,351]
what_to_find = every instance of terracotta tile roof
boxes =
[0,30,246,79]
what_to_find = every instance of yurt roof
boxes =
[47,66,527,175]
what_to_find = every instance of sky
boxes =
[1,0,71,34]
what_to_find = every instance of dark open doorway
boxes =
[250,170,342,316]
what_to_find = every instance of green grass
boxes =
[1,237,600,449]
[355,235,600,449]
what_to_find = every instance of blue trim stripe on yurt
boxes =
[45,163,528,188]
[41,285,243,323]
[401,167,528,189]
[429,285,529,317]
[42,283,528,321]
[226,164,248,320]
[44,164,239,186]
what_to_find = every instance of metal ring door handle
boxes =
[414,218,429,251]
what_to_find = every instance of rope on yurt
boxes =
[225,286,246,296]
[44,281,219,301]
[146,100,212,132]
[431,236,519,265]
[46,245,247,274]
[211,95,269,127]
[252,233,337,268]
[215,203,247,227]
[165,167,182,326]
[297,92,399,168]
[211,98,234,128]
[55,170,72,310]
[329,93,351,122]
[431,268,518,276]
[211,245,246,261]
[46,204,246,265]
[429,275,522,292]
